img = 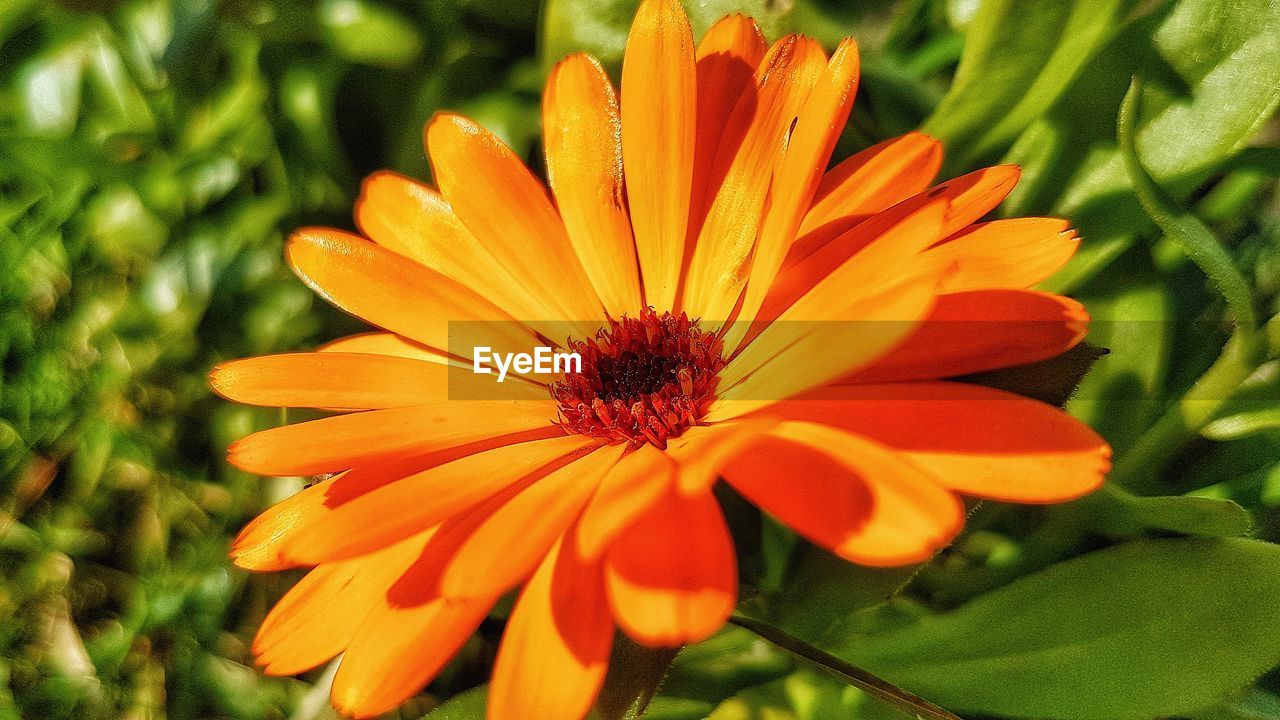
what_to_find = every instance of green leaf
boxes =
[768,546,919,645]
[1203,362,1280,440]
[422,684,487,720]
[1118,75,1260,338]
[1082,483,1253,538]
[319,0,424,68]
[845,538,1280,720]
[923,0,1139,172]
[1067,254,1173,452]
[660,626,791,706]
[1014,0,1280,292]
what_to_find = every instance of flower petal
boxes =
[665,418,776,494]
[723,421,964,566]
[775,165,1018,305]
[277,434,598,566]
[847,289,1088,383]
[287,228,540,355]
[730,38,859,341]
[425,113,604,328]
[317,331,450,363]
[621,0,697,310]
[927,218,1079,292]
[751,192,948,336]
[544,54,643,318]
[689,14,767,239]
[683,35,827,322]
[354,171,552,324]
[709,264,937,421]
[210,352,543,409]
[576,444,677,560]
[792,132,942,260]
[252,532,427,675]
[226,401,561,477]
[767,382,1110,503]
[935,164,1021,238]
[441,443,625,599]
[604,486,736,646]
[488,535,613,720]
[330,545,493,719]
[712,200,948,417]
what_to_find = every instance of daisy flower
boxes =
[211,0,1111,717]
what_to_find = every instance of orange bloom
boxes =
[212,1,1111,717]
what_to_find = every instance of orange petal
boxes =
[709,264,938,421]
[231,475,336,571]
[425,113,604,328]
[488,535,614,720]
[927,218,1079,292]
[724,421,964,566]
[621,0,696,310]
[229,445,532,572]
[277,434,599,566]
[792,132,942,260]
[732,38,860,342]
[543,54,642,318]
[683,35,827,322]
[713,200,948,415]
[775,165,1016,309]
[354,171,553,324]
[211,352,542,409]
[935,164,1021,238]
[286,228,540,355]
[769,382,1110,503]
[848,289,1088,383]
[689,14,767,241]
[576,444,676,560]
[604,486,736,646]
[330,549,493,719]
[226,400,560,477]
[441,443,625,599]
[665,418,776,494]
[753,192,949,335]
[318,331,451,363]
[252,531,428,675]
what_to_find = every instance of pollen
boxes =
[551,308,726,448]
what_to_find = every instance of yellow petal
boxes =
[544,54,643,318]
[682,35,827,323]
[621,0,696,310]
[689,14,767,241]
[729,38,860,348]
[425,113,604,331]
[441,443,625,599]
[355,172,554,325]
[488,535,613,720]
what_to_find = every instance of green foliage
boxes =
[848,538,1280,720]
[1,0,1278,719]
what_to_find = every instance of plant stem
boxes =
[728,614,964,720]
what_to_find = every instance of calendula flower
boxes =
[211,0,1111,717]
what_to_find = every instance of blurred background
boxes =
[1,0,1278,718]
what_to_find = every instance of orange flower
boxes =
[211,1,1111,717]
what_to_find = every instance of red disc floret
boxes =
[551,309,726,448]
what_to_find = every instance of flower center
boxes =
[550,309,726,448]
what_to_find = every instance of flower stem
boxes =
[728,614,964,720]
